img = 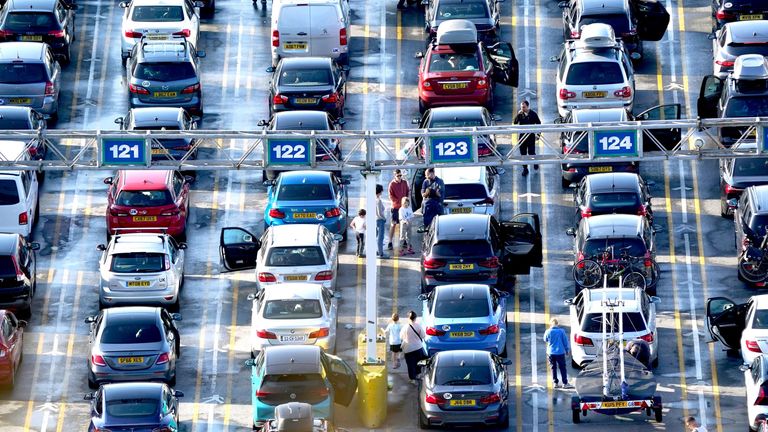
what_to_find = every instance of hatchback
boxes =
[85,382,183,432]
[423,0,501,43]
[0,42,61,120]
[0,309,25,388]
[410,166,501,218]
[120,0,201,66]
[410,106,498,159]
[0,106,48,159]
[573,172,652,226]
[85,306,181,389]
[104,170,192,240]
[0,234,38,318]
[417,350,510,428]
[267,57,347,118]
[713,0,768,30]
[0,0,76,63]
[0,141,39,238]
[270,0,351,66]
[115,107,199,161]
[722,154,768,218]
[713,21,768,78]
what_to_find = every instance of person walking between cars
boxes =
[421,167,445,228]
[685,416,708,432]
[513,100,541,177]
[400,310,427,384]
[388,169,410,251]
[383,312,403,369]
[349,209,367,258]
[544,318,571,388]
[399,197,415,255]
[375,184,390,259]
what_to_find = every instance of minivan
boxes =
[270,0,351,67]
[0,141,38,239]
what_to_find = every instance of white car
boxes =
[97,232,186,310]
[0,141,38,239]
[565,287,659,368]
[120,0,201,64]
[434,166,501,218]
[248,283,338,357]
[742,354,768,431]
[707,295,768,365]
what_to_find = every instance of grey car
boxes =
[0,42,61,120]
[85,306,181,389]
[418,350,511,428]
[126,35,205,116]
[713,20,768,78]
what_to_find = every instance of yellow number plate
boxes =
[283,43,307,49]
[132,216,158,222]
[118,357,145,364]
[601,401,628,408]
[285,275,308,281]
[449,399,476,406]
[583,91,607,98]
[293,212,316,219]
[450,207,473,214]
[153,92,177,98]
[449,263,474,270]
[442,82,468,90]
[151,148,167,155]
[739,14,763,20]
[294,98,317,104]
[9,98,31,104]
[21,35,42,41]
[449,331,475,338]
[127,281,151,287]
[588,166,612,173]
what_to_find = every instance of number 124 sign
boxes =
[592,130,639,158]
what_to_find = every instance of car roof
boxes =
[262,283,323,300]
[277,170,332,184]
[748,185,768,213]
[726,20,768,43]
[435,214,490,240]
[0,234,18,254]
[0,42,46,61]
[264,345,322,374]
[571,108,628,122]
[580,0,628,15]
[266,224,324,247]
[130,108,184,126]
[103,382,163,400]
[434,284,490,301]
[273,110,330,129]
[434,349,492,367]
[138,37,193,63]
[277,0,341,7]
[6,0,56,11]
[585,172,640,191]
[428,106,486,122]
[0,106,33,121]
[278,57,333,69]
[583,214,642,237]
[435,166,486,184]
[119,170,173,191]
[131,0,187,5]
[583,287,642,311]
[104,306,160,320]
[111,234,167,254]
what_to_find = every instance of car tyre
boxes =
[721,198,733,219]
[201,0,215,18]
[418,99,427,114]
[169,298,180,313]
[572,409,580,424]
[167,372,177,387]
[498,409,509,428]
[88,374,98,390]
[654,407,662,422]
[418,410,431,429]
[651,355,659,368]
[500,343,507,358]
[562,177,571,189]
[571,359,580,369]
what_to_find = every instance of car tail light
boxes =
[256,389,271,398]
[91,354,107,366]
[258,272,277,283]
[479,324,499,335]
[10,256,23,281]
[164,255,171,271]
[94,428,113,432]
[426,326,446,336]
[325,207,341,217]
[478,257,499,268]
[45,81,55,97]
[570,30,580,38]
[622,28,637,37]
[48,29,65,37]
[637,206,647,216]
[716,59,735,67]
[425,392,447,404]
[755,386,768,406]
[321,93,339,103]
[559,88,576,100]
[744,236,753,248]
[18,211,27,225]
[476,79,488,89]
[644,258,652,268]
[747,339,762,353]
[421,80,432,90]
[268,208,285,219]
[0,30,14,38]
[576,252,585,268]
[716,10,735,20]
[181,83,200,94]
[316,387,330,397]
[125,30,143,38]
[129,84,150,95]
[272,30,279,47]
[581,207,592,218]
[574,334,593,346]
[314,271,333,281]
[160,209,180,216]
[272,94,288,105]
[155,352,170,365]
[724,184,742,195]
[256,329,277,339]
[479,393,501,404]
[173,29,191,37]
[614,86,632,98]
[422,257,446,269]
[339,27,347,46]
[639,332,654,343]
[110,208,129,217]
[309,327,330,338]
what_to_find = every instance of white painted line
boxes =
[233,17,244,98]
[82,0,102,128]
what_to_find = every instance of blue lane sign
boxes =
[101,137,148,166]
[266,139,313,166]
[428,135,475,164]
[760,126,768,153]
[592,129,639,158]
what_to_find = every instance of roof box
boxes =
[436,19,478,45]
[575,23,617,49]
[275,403,313,432]
[732,54,768,81]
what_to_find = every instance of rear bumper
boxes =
[99,288,179,308]
[264,216,346,236]
[107,216,186,238]
[561,163,638,184]
[419,89,491,110]
[420,403,506,426]
[557,100,633,119]
[425,337,503,356]
[129,95,202,116]
[89,363,174,385]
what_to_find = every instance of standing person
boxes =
[399,196,415,255]
[349,209,367,258]
[513,100,542,177]
[388,169,410,250]
[421,167,445,228]
[383,312,403,368]
[685,417,708,432]
[543,318,571,388]
[400,310,427,384]
[375,184,390,259]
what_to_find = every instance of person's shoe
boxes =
[522,168,529,177]
[562,383,573,389]
[407,248,415,255]
[379,254,390,259]
[553,382,562,389]
[387,242,393,250]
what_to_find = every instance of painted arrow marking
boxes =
[202,394,224,404]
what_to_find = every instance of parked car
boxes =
[267,57,348,118]
[712,0,768,30]
[741,354,768,431]
[712,20,768,78]
[734,186,768,286]
[722,157,768,219]
[0,233,38,319]
[0,309,25,387]
[573,172,652,226]
[85,382,183,432]
[0,0,77,64]
[0,141,39,238]
[120,0,202,66]
[410,106,498,160]
[114,107,199,161]
[269,0,351,66]
[423,0,501,43]
[0,42,62,121]
[0,107,48,159]
[410,166,501,218]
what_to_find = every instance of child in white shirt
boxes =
[349,209,367,257]
[383,312,403,368]
[398,197,415,255]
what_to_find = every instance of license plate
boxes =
[127,281,151,287]
[9,98,31,104]
[583,91,607,98]
[449,331,475,338]
[442,82,468,90]
[294,98,317,104]
[588,166,612,173]
[280,335,307,342]
[118,357,144,364]
[146,34,169,40]
[450,207,472,214]
[285,275,308,281]
[739,14,763,20]
[151,148,167,155]
[20,35,42,41]
[153,91,177,98]
[449,399,476,406]
[449,263,474,270]
[283,43,307,49]
[601,401,628,408]
[293,212,316,219]
[132,216,157,222]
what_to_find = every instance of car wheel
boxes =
[562,177,571,189]
[654,407,662,422]
[167,372,177,387]
[572,409,581,424]
[201,0,215,18]
[61,45,71,66]
[18,304,31,320]
[418,410,431,429]
[498,409,509,428]
[571,359,580,369]
[341,229,347,242]
[651,355,659,368]
[169,298,180,313]
[418,99,426,114]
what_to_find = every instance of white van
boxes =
[0,141,38,238]
[270,0,350,67]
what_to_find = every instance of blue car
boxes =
[263,170,350,241]
[85,382,183,432]
[420,284,508,356]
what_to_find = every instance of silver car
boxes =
[713,20,768,79]
[120,0,202,65]
[85,306,181,389]
[434,166,501,218]
[0,42,61,119]
[97,232,186,311]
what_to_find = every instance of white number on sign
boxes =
[272,144,307,160]
[434,141,469,157]
[109,144,140,159]
[598,135,633,151]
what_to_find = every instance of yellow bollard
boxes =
[356,331,388,428]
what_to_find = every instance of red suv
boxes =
[104,170,192,240]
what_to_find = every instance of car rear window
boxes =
[134,63,196,82]
[588,192,640,210]
[0,63,47,84]
[263,299,323,319]
[0,179,19,205]
[444,183,488,200]
[434,297,489,318]
[434,364,492,385]
[580,14,631,35]
[0,118,32,129]
[4,12,60,31]
[115,190,173,207]
[724,43,768,57]
[733,157,768,176]
[430,119,484,128]
[278,68,332,86]
[258,373,328,405]
[105,399,159,417]
[266,246,325,266]
[110,252,166,273]
[428,52,480,72]
[275,116,329,130]
[752,309,768,329]
[100,316,162,344]
[436,1,489,19]
[582,312,647,333]
[565,62,624,85]
[431,240,492,257]
[276,183,333,201]
[583,238,647,258]
[725,96,768,117]
[131,6,184,21]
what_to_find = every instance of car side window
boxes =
[254,350,265,372]
[558,50,568,80]
[184,0,195,17]
[161,309,175,331]
[486,167,494,191]
[718,27,727,48]
[1,315,12,340]
[168,240,177,263]
[94,389,104,415]
[752,356,761,384]
[18,242,28,268]
[489,217,501,249]
[480,48,492,72]
[321,288,333,311]
[490,292,499,311]
[641,294,650,321]
[55,3,66,23]
[574,290,584,321]
[22,172,31,196]
[172,172,184,198]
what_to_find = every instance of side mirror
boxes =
[266,66,276,73]
[417,360,428,367]
[501,358,512,365]
[119,1,128,7]
[103,177,113,185]
[84,316,96,324]
[18,320,27,328]
[650,296,661,304]
[257,119,268,127]
[417,226,428,233]
[194,0,204,7]
[549,55,559,62]
[68,3,78,9]
[496,168,506,175]
[339,178,351,185]
[171,313,182,321]
[740,363,750,372]
[496,290,510,298]
[340,65,351,73]
[630,52,642,61]
[491,114,502,122]
[415,52,424,59]
[417,293,428,301]
[29,242,40,251]
[557,1,568,7]
[174,390,185,398]
[707,33,716,40]
[178,243,188,250]
[114,117,123,125]
[244,359,256,367]
[84,393,95,401]
[331,292,341,299]
[263,180,273,186]
[333,234,343,242]
[335,118,346,126]
[728,198,739,210]
[564,298,573,306]
[196,50,206,58]
[96,244,107,251]
[565,227,576,237]
[247,293,257,301]
[184,175,195,184]
[412,117,421,125]
[191,120,198,129]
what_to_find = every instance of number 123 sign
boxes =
[428,135,476,164]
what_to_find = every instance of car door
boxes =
[486,42,519,87]
[746,356,762,409]
[486,167,500,217]
[22,171,38,227]
[321,352,358,407]
[706,296,748,350]
[635,104,682,151]
[697,75,724,119]
[500,213,543,273]
[219,227,260,271]
[632,0,669,41]
[169,237,185,277]
[411,168,427,210]
[1,314,17,367]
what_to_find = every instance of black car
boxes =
[423,0,501,43]
[734,185,768,253]
[712,0,768,30]
[411,106,498,160]
[85,382,183,432]
[0,0,77,64]
[420,213,542,293]
[267,57,348,118]
[720,155,768,217]
[573,172,652,226]
[0,106,48,159]
[115,107,199,161]
[0,233,39,318]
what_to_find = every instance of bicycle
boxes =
[572,246,648,290]
[738,229,768,283]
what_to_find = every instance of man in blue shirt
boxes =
[544,318,571,388]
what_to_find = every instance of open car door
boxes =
[706,296,747,350]
[487,42,519,88]
[219,227,260,271]
[697,75,723,119]
[633,0,669,41]
[636,103,682,151]
[500,213,543,275]
[322,352,358,407]
[411,168,427,211]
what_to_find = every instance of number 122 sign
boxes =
[101,137,148,166]
[592,130,639,158]
[266,139,313,166]
[428,135,476,164]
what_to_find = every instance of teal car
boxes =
[245,345,357,428]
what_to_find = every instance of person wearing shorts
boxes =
[383,312,403,368]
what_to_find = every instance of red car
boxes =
[104,170,192,240]
[0,310,25,388]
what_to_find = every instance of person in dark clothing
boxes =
[626,339,652,369]
[421,167,445,228]
[513,100,542,177]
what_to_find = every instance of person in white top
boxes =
[349,209,366,257]
[383,312,403,368]
[398,197,415,255]
[399,310,427,383]
[685,416,708,432]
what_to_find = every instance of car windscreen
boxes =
[436,1,489,19]
[588,192,641,211]
[0,63,47,84]
[278,68,332,86]
[258,373,328,405]
[565,62,624,85]
[275,117,329,130]
[752,309,768,329]
[428,52,480,72]
[431,240,492,257]
[733,157,768,177]
[430,119,484,128]
[4,12,61,32]
[444,183,488,200]
[115,190,174,207]
[0,179,19,205]
[266,246,325,266]
[263,299,323,319]
[110,252,167,273]
[748,214,768,238]
[133,63,196,82]
[276,183,333,201]
[105,399,159,418]
[724,43,768,57]
[100,316,162,344]
[725,95,768,117]
[582,312,647,333]
[583,237,647,258]
[131,6,184,22]
[434,296,490,318]
[579,14,631,35]
[434,364,492,385]
[0,257,16,277]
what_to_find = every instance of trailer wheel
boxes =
[572,409,581,424]
[654,407,662,422]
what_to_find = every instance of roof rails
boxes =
[139,35,188,56]
[435,19,478,45]
[573,23,618,49]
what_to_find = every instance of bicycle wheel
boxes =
[572,259,602,288]
[622,272,647,289]
[738,253,768,283]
